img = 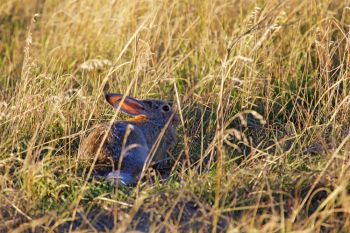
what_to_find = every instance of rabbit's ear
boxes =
[105,93,145,116]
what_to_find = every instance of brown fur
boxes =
[78,123,114,173]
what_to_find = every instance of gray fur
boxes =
[78,94,179,185]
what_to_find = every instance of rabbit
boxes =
[78,93,179,185]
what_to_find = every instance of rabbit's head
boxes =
[105,93,179,126]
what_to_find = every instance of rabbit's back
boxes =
[78,123,114,173]
[78,122,149,171]
[79,120,177,169]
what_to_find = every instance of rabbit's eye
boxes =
[162,105,170,112]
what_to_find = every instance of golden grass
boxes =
[1,0,350,232]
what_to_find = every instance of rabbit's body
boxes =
[78,94,178,185]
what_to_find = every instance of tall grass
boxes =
[1,0,350,232]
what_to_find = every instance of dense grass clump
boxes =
[1,0,350,232]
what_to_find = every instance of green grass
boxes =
[1,0,350,232]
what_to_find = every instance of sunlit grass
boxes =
[1,0,350,232]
